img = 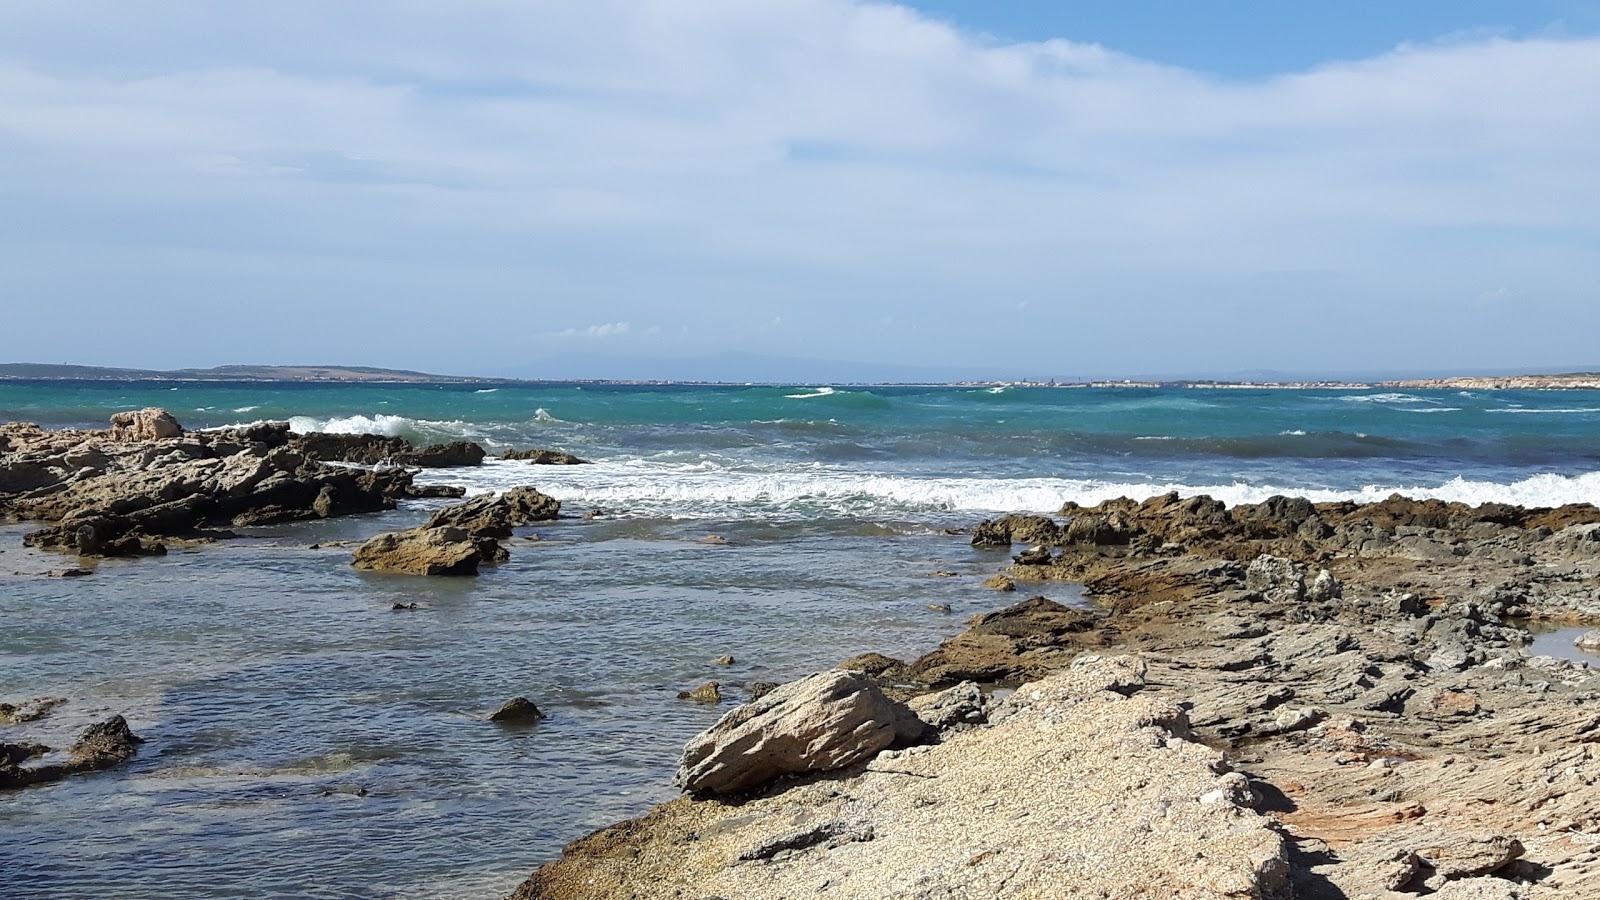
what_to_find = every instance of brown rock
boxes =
[500,448,591,465]
[490,697,547,724]
[108,408,182,441]
[350,526,502,576]
[677,682,722,704]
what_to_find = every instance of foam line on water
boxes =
[413,459,1600,520]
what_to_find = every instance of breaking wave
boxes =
[415,459,1600,521]
[784,387,837,399]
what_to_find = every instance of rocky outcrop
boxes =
[500,448,590,465]
[1,414,423,557]
[350,526,505,576]
[289,432,487,468]
[673,670,925,797]
[519,658,1289,899]
[525,489,1600,897]
[424,487,560,538]
[0,697,66,724]
[108,407,182,441]
[490,697,547,724]
[1,715,143,791]
[403,440,485,467]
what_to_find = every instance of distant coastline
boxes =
[2,362,1599,391]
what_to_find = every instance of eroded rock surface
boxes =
[0,413,427,557]
[520,658,1289,899]
[350,525,504,576]
[673,671,924,797]
[500,448,590,465]
[424,487,559,538]
[0,715,143,791]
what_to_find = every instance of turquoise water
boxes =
[3,380,1599,898]
[4,380,1599,513]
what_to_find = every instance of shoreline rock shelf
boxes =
[0,410,491,559]
[517,491,1600,897]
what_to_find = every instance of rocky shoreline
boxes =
[519,493,1600,898]
[9,410,1600,896]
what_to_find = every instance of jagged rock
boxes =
[1245,554,1306,602]
[2,412,415,558]
[908,681,989,731]
[673,670,924,796]
[350,526,503,576]
[747,682,779,700]
[1575,630,1600,651]
[1,715,143,791]
[711,655,735,666]
[490,697,546,724]
[290,432,413,465]
[424,487,560,538]
[500,448,591,465]
[402,441,486,467]
[108,408,182,441]
[677,682,722,704]
[909,596,1097,686]
[970,513,1060,547]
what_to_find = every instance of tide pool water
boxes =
[2,380,1599,897]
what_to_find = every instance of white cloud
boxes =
[0,2,1596,372]
[546,322,632,340]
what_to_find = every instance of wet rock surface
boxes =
[350,525,504,576]
[499,448,590,465]
[520,492,1600,898]
[0,413,434,557]
[1,715,143,791]
[424,487,560,538]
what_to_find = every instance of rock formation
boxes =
[0,414,433,557]
[1,715,143,791]
[500,448,590,465]
[424,487,560,537]
[350,525,505,576]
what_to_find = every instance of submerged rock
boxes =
[350,526,504,576]
[673,670,924,797]
[0,697,66,724]
[1,715,143,791]
[490,697,547,725]
[677,682,722,705]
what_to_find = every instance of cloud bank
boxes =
[0,1,1595,377]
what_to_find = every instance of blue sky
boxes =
[1,1,1597,380]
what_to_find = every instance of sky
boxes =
[1,1,1597,381]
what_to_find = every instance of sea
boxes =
[3,380,1600,898]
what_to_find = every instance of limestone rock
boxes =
[425,487,560,538]
[350,526,502,576]
[673,670,923,796]
[908,681,989,731]
[108,408,182,441]
[1245,554,1306,602]
[983,573,1016,592]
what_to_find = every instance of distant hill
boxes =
[0,363,509,384]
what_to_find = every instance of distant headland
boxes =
[2,362,1599,390]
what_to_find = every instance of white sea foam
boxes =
[232,405,260,413]
[1400,407,1462,414]
[411,458,1600,521]
[475,388,499,393]
[986,387,1007,394]
[1342,393,1432,405]
[1487,408,1600,415]
[785,387,837,399]
[532,408,562,423]
[1279,429,1308,436]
